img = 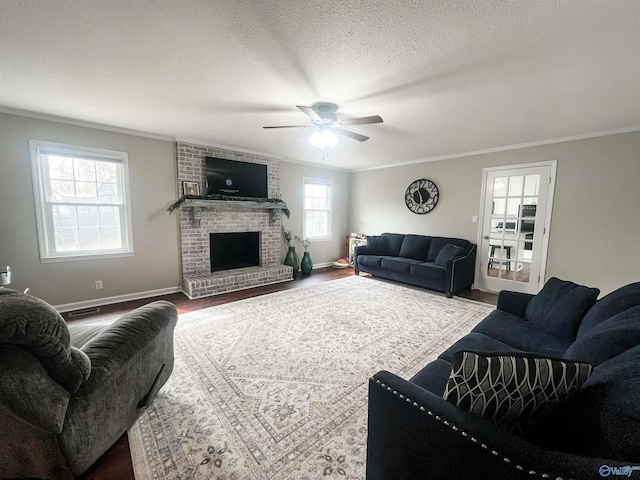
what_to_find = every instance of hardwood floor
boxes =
[71,267,496,480]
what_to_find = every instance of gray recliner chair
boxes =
[0,288,178,479]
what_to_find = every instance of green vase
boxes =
[301,251,313,275]
[284,246,299,278]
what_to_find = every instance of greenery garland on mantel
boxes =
[167,194,290,218]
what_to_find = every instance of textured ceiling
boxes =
[1,0,640,170]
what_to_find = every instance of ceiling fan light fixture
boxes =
[308,130,339,149]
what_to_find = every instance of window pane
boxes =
[508,176,523,197]
[78,228,101,250]
[52,205,78,229]
[55,228,79,251]
[99,206,120,227]
[492,198,506,215]
[507,198,521,216]
[78,206,99,227]
[101,227,122,248]
[96,162,117,183]
[50,180,76,201]
[524,175,540,196]
[304,183,328,209]
[73,158,96,182]
[75,181,98,201]
[493,177,508,197]
[305,210,328,238]
[47,156,74,180]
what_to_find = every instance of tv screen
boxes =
[205,157,268,198]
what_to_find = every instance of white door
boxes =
[477,162,556,294]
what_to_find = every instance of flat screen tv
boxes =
[205,157,268,199]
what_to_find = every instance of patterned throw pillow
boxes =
[443,351,592,433]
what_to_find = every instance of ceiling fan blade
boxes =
[333,128,369,142]
[338,115,383,126]
[263,125,312,129]
[296,105,323,123]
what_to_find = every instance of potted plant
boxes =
[295,235,313,275]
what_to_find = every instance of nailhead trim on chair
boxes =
[373,378,572,480]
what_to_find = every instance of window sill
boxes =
[40,251,134,263]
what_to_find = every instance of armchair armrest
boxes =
[78,301,177,377]
[497,290,535,317]
[60,301,178,475]
[367,370,616,480]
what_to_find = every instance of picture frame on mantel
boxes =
[183,181,200,196]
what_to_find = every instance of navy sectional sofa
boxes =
[366,278,640,480]
[354,233,476,297]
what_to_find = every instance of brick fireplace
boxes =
[176,141,292,299]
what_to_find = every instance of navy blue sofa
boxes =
[354,233,476,297]
[366,278,640,480]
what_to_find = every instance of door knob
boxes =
[483,235,489,240]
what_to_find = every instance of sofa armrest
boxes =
[367,370,615,480]
[353,245,371,274]
[444,244,476,296]
[497,291,535,317]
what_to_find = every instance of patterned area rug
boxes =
[128,276,494,479]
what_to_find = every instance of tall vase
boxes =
[284,246,299,278]
[301,251,313,276]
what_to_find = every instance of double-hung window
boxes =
[303,177,332,241]
[30,140,134,262]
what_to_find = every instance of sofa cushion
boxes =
[577,282,640,338]
[409,262,446,280]
[443,350,592,433]
[410,359,453,396]
[380,257,423,273]
[434,243,464,267]
[438,333,524,362]
[526,345,640,461]
[365,235,389,256]
[426,237,470,262]
[398,234,432,261]
[471,309,571,356]
[563,306,640,366]
[381,233,405,256]
[524,277,600,343]
[357,255,387,269]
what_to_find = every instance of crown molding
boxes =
[354,125,640,172]
[0,107,174,141]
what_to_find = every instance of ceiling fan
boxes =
[263,103,383,147]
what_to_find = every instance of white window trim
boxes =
[29,139,134,263]
[303,177,332,242]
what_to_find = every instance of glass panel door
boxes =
[479,164,553,294]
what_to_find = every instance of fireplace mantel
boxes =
[182,198,287,210]
[181,198,288,227]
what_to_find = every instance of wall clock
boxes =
[405,179,439,214]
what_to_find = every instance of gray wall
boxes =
[350,131,640,295]
[280,161,351,266]
[0,113,180,306]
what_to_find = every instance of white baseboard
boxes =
[54,286,183,313]
[312,261,333,269]
[55,263,336,312]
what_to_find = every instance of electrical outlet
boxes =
[95,280,103,290]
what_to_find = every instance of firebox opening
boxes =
[210,232,261,273]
